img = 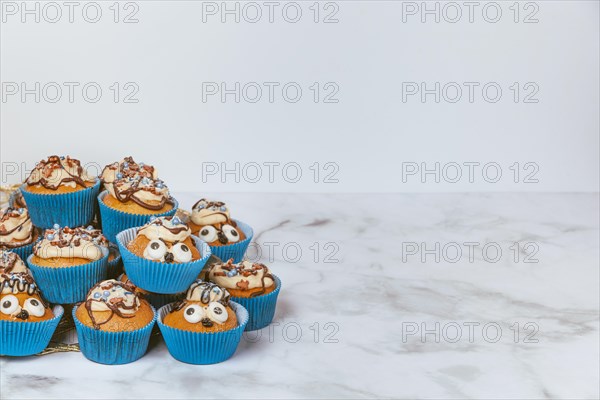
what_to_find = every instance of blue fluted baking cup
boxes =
[157,301,248,364]
[73,304,157,365]
[20,180,101,229]
[27,251,109,304]
[209,220,253,263]
[106,245,122,279]
[231,275,281,331]
[117,228,211,294]
[2,240,35,261]
[0,305,64,356]
[97,191,179,243]
[142,291,184,309]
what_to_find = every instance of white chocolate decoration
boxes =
[137,216,190,242]
[34,226,108,261]
[26,155,95,190]
[185,280,230,304]
[191,199,230,226]
[101,156,157,185]
[86,279,140,315]
[207,260,275,292]
[0,207,33,245]
[0,251,28,275]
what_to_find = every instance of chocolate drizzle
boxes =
[0,272,49,307]
[0,207,34,247]
[137,216,189,236]
[83,280,139,330]
[35,226,108,252]
[0,251,24,273]
[26,155,91,190]
[173,280,230,312]
[111,179,173,211]
[210,259,275,298]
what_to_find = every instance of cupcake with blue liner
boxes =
[117,216,211,294]
[188,199,252,263]
[158,280,248,364]
[27,225,109,304]
[20,155,100,229]
[0,269,64,356]
[73,279,156,364]
[97,157,177,243]
[0,207,40,260]
[205,259,280,331]
[118,273,183,309]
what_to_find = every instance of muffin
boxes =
[189,199,253,263]
[20,155,100,228]
[118,273,183,309]
[163,281,237,332]
[27,225,109,303]
[205,259,281,330]
[157,280,249,364]
[0,272,53,322]
[117,216,211,294]
[0,270,64,356]
[73,279,157,364]
[0,250,29,275]
[0,207,39,260]
[97,157,178,242]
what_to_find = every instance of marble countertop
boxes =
[1,192,599,399]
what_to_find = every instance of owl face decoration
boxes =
[135,216,199,264]
[171,280,233,329]
[0,273,51,322]
[190,199,246,246]
[143,238,193,263]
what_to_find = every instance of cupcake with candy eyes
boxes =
[0,207,39,260]
[189,199,253,263]
[158,280,248,364]
[73,279,156,364]
[205,259,281,331]
[0,270,64,356]
[27,225,109,303]
[117,216,211,294]
[98,157,178,243]
[20,155,100,228]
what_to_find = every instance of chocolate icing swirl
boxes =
[26,155,95,190]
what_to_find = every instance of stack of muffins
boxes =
[0,155,281,365]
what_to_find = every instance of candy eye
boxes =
[183,304,206,323]
[198,226,217,243]
[1,295,19,315]
[23,298,45,317]
[172,242,192,263]
[207,302,228,323]
[144,239,167,260]
[222,224,241,243]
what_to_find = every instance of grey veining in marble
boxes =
[1,193,598,399]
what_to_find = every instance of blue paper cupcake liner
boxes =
[157,301,248,364]
[117,228,211,294]
[209,220,253,263]
[20,180,101,229]
[0,305,64,356]
[231,275,281,331]
[107,252,123,279]
[142,291,184,310]
[27,252,109,304]
[97,191,179,243]
[73,304,157,365]
[3,240,35,262]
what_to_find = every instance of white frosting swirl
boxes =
[138,216,190,242]
[185,280,230,304]
[191,199,230,226]
[34,226,108,261]
[101,157,157,185]
[0,251,28,274]
[26,155,95,189]
[0,208,33,244]
[208,260,274,291]
[86,279,140,315]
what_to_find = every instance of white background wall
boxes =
[1,1,598,193]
